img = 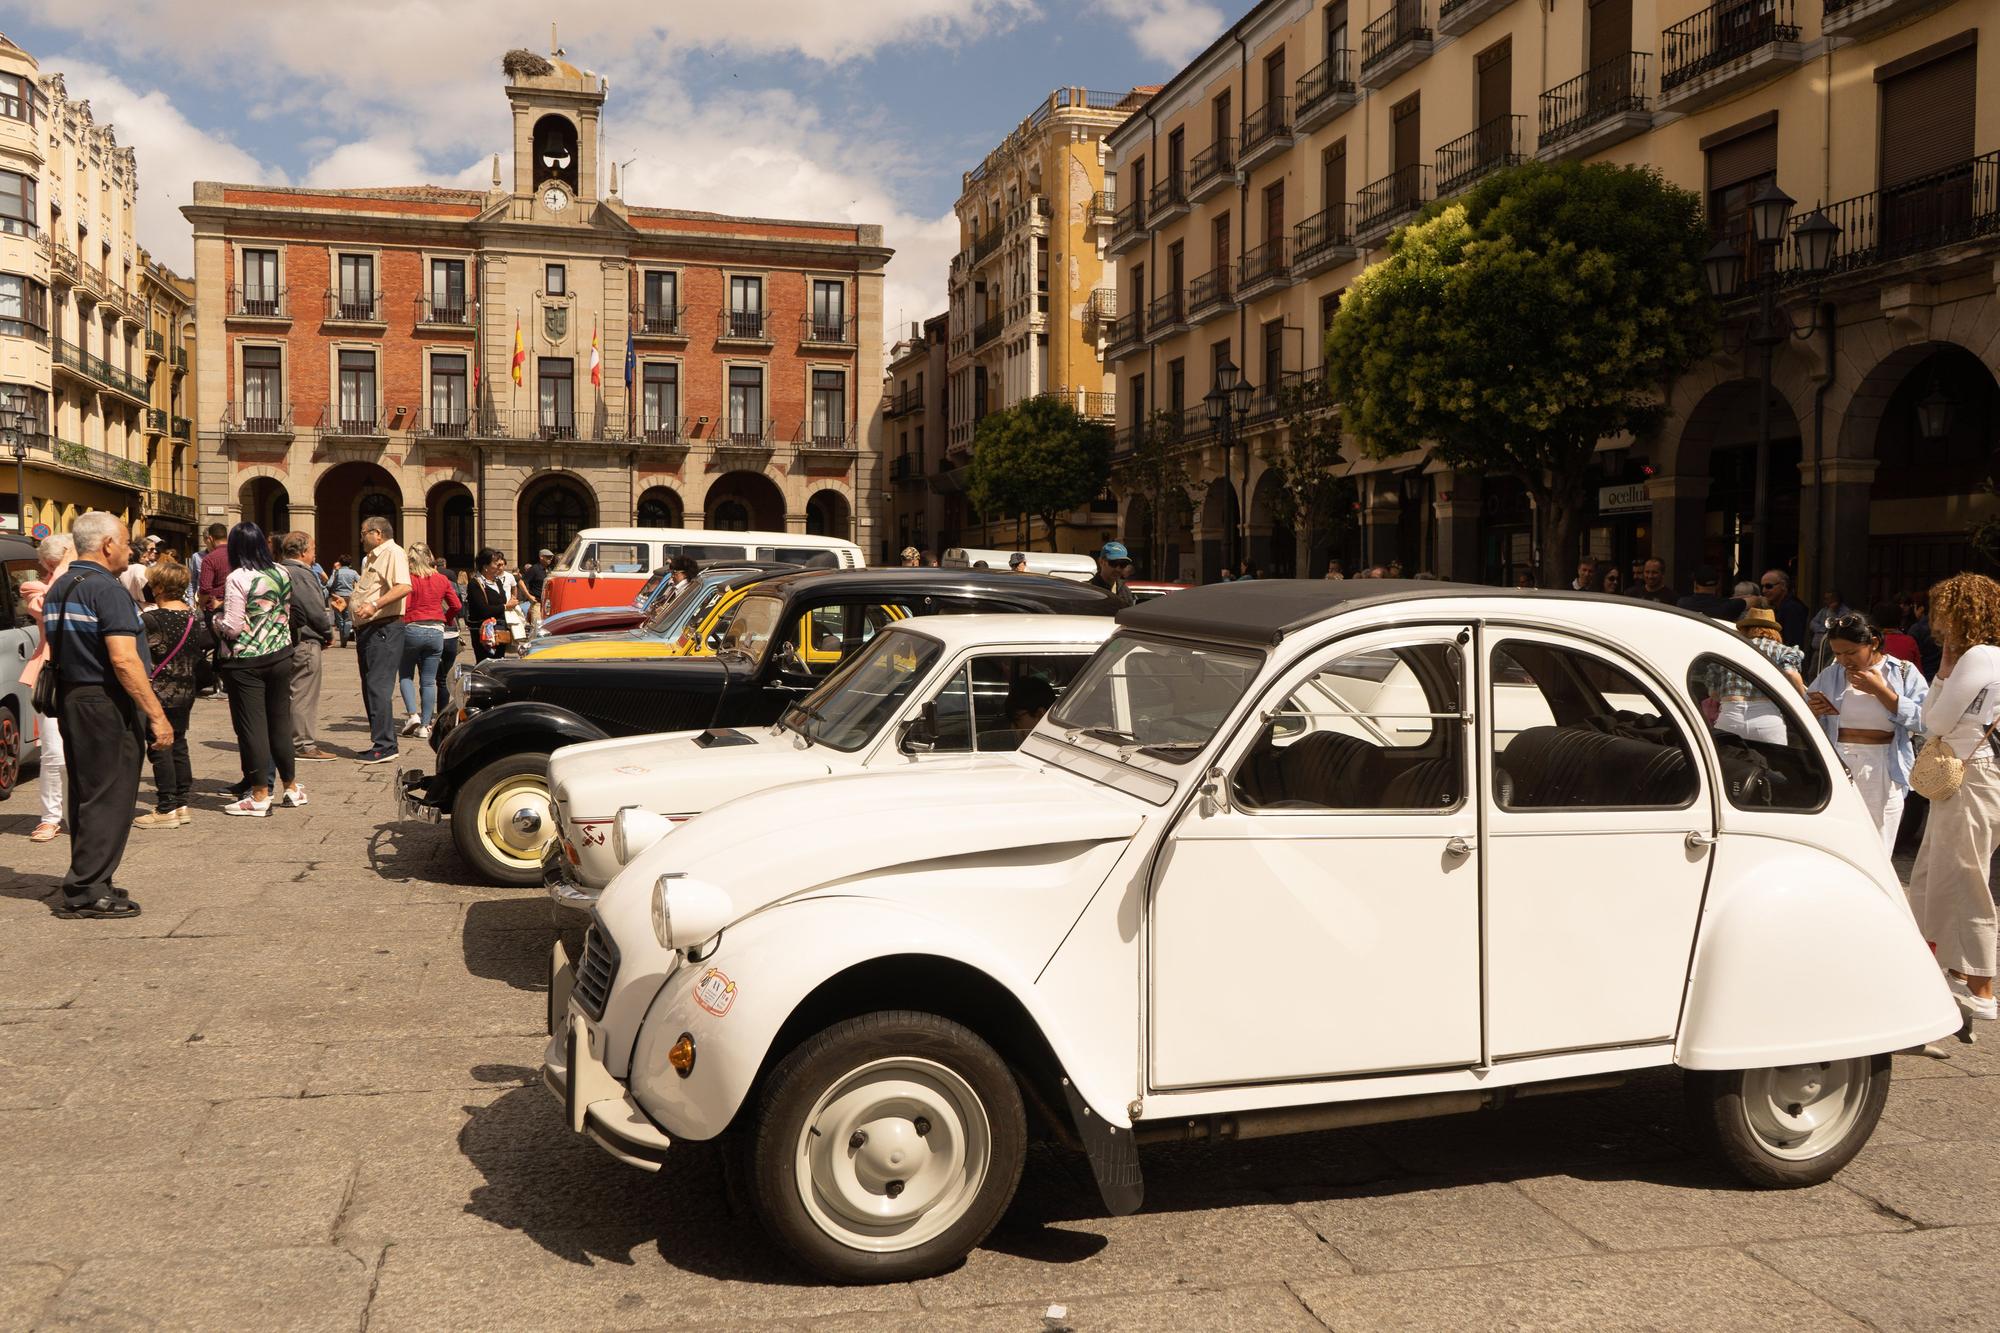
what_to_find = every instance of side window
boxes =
[930,666,974,752]
[1686,654,1832,811]
[969,653,1088,752]
[1491,640,1697,810]
[3,558,33,629]
[1235,640,1465,812]
[792,603,908,674]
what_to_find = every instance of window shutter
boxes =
[1393,96,1421,172]
[1478,40,1512,126]
[1706,125,1777,192]
[1879,46,1976,188]
[1588,0,1631,74]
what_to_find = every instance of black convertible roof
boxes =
[748,566,1126,613]
[1115,578,1710,647]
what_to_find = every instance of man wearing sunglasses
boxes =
[1090,541,1136,606]
[1760,568,1811,650]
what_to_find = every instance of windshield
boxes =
[786,628,942,752]
[1048,635,1261,764]
[639,573,732,640]
[633,568,671,607]
[717,591,786,666]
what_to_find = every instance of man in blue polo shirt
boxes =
[44,512,172,919]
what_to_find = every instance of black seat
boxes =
[1382,756,1458,809]
[1272,730,1388,809]
[1500,724,1694,809]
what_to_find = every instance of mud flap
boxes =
[1061,1077,1143,1216]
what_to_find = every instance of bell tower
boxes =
[501,38,607,216]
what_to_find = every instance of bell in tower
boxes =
[533,115,580,194]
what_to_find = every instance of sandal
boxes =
[28,822,61,843]
[60,896,142,919]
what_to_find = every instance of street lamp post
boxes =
[0,389,27,538]
[1702,181,1841,579]
[1204,358,1253,578]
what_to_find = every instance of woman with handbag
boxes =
[1907,572,2000,1026]
[464,547,514,661]
[214,523,303,817]
[19,534,75,843]
[133,560,213,828]
[1806,611,1928,855]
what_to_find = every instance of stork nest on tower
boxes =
[501,49,555,78]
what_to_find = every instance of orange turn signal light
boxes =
[668,1033,696,1078]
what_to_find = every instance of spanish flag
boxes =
[511,315,525,386]
[590,318,602,387]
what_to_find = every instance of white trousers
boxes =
[1907,754,2000,979]
[1717,698,1786,744]
[35,710,65,825]
[1837,740,1905,858]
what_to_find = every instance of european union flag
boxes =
[624,334,636,388]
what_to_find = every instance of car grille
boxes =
[573,921,620,1021]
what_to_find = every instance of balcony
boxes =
[1190,137,1240,203]
[631,303,687,340]
[1296,52,1360,134]
[1436,115,1525,196]
[1104,311,1145,360]
[972,310,1004,351]
[1361,1,1435,87]
[1006,195,1053,237]
[169,346,188,373]
[1088,190,1118,227]
[1077,391,1116,422]
[79,260,107,301]
[1187,265,1237,322]
[1083,287,1117,336]
[1108,198,1148,257]
[171,416,191,440]
[801,313,859,349]
[1355,165,1434,246]
[144,408,167,434]
[795,429,862,463]
[1773,152,2000,288]
[712,427,777,466]
[1823,0,1950,40]
[1240,98,1295,172]
[415,410,472,440]
[222,405,296,440]
[38,234,79,285]
[1438,0,1517,37]
[1538,54,1653,160]
[1238,236,1293,300]
[892,453,924,484]
[46,438,149,488]
[1149,171,1190,229]
[52,338,148,402]
[1293,205,1360,277]
[1659,0,1802,113]
[146,490,198,521]
[319,405,387,441]
[466,407,601,443]
[883,388,922,419]
[227,285,289,323]
[718,308,773,345]
[971,224,1006,270]
[416,295,476,328]
[1146,289,1188,342]
[143,329,165,361]
[323,289,384,327]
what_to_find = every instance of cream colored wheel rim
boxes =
[476,774,552,868]
[1740,1059,1868,1161]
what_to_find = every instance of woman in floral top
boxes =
[1707,605,1807,744]
[216,523,303,817]
[134,560,214,829]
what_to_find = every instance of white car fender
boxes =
[627,895,1130,1141]
[1677,846,1961,1069]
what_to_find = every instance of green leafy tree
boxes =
[1113,409,1200,576]
[965,396,1113,551]
[1262,380,1356,576]
[1327,161,1715,586]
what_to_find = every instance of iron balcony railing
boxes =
[1078,391,1116,420]
[144,408,167,433]
[148,490,197,520]
[796,429,861,456]
[229,284,287,319]
[1662,0,1797,92]
[1436,115,1525,195]
[1242,97,1294,154]
[971,225,1005,266]
[466,407,587,441]
[223,404,295,437]
[1363,0,1433,69]
[801,313,858,347]
[170,416,191,440]
[325,289,382,323]
[1088,288,1119,321]
[143,329,165,358]
[80,260,106,297]
[1240,236,1293,289]
[1148,289,1186,332]
[1089,189,1118,223]
[48,438,149,488]
[636,418,689,447]
[1772,151,2000,284]
[715,425,776,453]
[1294,204,1357,264]
[1187,264,1236,314]
[1539,53,1652,149]
[169,346,188,371]
[892,454,923,482]
[1192,137,1236,193]
[633,302,686,336]
[1104,311,1144,350]
[38,234,77,282]
[1150,170,1188,217]
[883,388,922,418]
[417,295,475,326]
[1110,197,1147,248]
[720,308,770,341]
[320,405,385,438]
[416,410,471,439]
[973,310,1004,349]
[53,338,147,399]
[1358,164,1435,234]
[1297,50,1358,115]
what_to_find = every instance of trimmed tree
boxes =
[1326,160,1715,586]
[1262,381,1356,576]
[965,396,1113,551]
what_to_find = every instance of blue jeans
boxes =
[399,623,445,726]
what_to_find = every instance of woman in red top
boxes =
[398,543,464,739]
[1871,602,1923,668]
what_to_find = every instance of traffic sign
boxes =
[30,523,49,540]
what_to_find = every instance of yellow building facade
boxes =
[945,87,1149,553]
[138,252,197,550]
[1106,0,1999,601]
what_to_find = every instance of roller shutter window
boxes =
[1393,94,1421,174]
[1588,0,1633,107]
[1879,44,1977,254]
[1478,39,1512,129]
[1706,123,1777,281]
[1324,140,1347,213]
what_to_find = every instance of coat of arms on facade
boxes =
[543,302,569,343]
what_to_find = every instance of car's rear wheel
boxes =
[1686,1054,1889,1187]
[450,751,554,886]
[748,1011,1026,1283]
[0,705,19,801]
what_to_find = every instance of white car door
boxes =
[0,552,42,791]
[1480,630,1714,1059]
[1148,625,1482,1089]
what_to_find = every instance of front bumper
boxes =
[543,839,598,924]
[398,769,442,821]
[542,939,673,1172]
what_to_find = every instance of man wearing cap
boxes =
[1007,552,1029,573]
[1090,542,1135,605]
[520,547,553,635]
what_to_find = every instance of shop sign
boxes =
[1597,483,1650,515]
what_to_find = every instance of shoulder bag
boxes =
[1910,710,2000,802]
[31,570,80,716]
[148,612,196,681]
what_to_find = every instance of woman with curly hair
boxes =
[1908,572,2000,1026]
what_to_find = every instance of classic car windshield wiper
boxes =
[1123,739,1206,756]
[784,700,825,740]
[1068,725,1139,746]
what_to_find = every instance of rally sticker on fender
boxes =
[693,968,737,1017]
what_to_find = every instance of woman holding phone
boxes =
[1807,611,1928,854]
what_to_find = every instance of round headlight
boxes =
[651,875,672,948]
[651,874,735,951]
[613,806,674,864]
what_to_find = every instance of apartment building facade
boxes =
[186,48,890,569]
[0,35,193,543]
[883,312,950,559]
[138,254,196,547]
[944,87,1147,553]
[1105,0,1999,600]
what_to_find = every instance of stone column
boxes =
[1818,457,1878,606]
[1360,475,1399,571]
[402,505,428,551]
[288,503,318,549]
[1646,473,1709,589]
[1430,471,1484,584]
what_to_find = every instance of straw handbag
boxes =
[1910,714,2000,802]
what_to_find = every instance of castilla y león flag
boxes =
[590,319,602,387]
[511,315,525,386]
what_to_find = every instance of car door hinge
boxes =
[1127,1097,1144,1120]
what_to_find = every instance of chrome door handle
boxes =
[1444,836,1474,859]
[1686,831,1717,850]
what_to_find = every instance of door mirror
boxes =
[900,701,939,754]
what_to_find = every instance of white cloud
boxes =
[1098,0,1226,64]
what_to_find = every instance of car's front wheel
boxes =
[748,1011,1026,1283]
[1686,1054,1890,1187]
[450,751,554,886]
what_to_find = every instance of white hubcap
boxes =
[480,777,551,863]
[1741,1059,1868,1160]
[797,1057,990,1253]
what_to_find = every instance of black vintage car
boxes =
[399,567,1124,883]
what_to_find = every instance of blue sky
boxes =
[0,1,1225,333]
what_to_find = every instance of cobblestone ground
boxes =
[2,648,1996,1331]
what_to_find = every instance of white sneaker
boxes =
[415,724,432,740]
[222,794,272,818]
[1947,975,1997,1021]
[282,784,309,808]
[400,716,422,737]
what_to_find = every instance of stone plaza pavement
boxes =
[1,648,1996,1331]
